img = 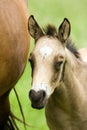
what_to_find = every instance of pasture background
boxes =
[10,0,87,130]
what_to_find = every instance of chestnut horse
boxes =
[28,15,87,130]
[0,0,29,129]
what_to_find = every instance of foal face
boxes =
[28,15,70,109]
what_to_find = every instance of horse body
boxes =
[28,15,87,130]
[0,0,29,128]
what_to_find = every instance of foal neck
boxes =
[52,48,87,113]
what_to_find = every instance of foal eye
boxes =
[54,61,63,71]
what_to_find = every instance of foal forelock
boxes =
[44,25,80,59]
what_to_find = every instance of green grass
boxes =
[10,0,87,130]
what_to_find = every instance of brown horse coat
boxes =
[0,0,29,127]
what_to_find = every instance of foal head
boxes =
[28,15,70,109]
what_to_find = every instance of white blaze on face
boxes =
[31,39,54,97]
[40,46,53,58]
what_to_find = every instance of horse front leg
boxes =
[0,93,10,129]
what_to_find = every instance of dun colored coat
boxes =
[28,15,87,130]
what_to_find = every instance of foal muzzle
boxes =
[29,89,46,109]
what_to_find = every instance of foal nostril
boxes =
[29,89,46,103]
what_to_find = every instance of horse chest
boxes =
[45,106,71,130]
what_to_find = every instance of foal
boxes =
[28,15,87,130]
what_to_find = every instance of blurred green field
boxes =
[10,0,87,130]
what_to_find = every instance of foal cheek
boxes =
[51,69,63,87]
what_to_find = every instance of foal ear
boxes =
[58,18,71,44]
[28,15,44,41]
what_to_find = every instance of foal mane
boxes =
[43,24,80,59]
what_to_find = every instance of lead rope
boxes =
[10,88,36,130]
[12,88,35,129]
[13,87,26,130]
